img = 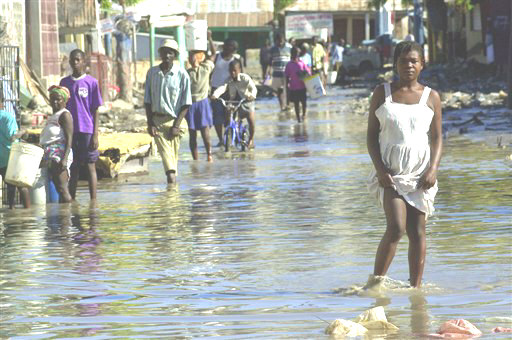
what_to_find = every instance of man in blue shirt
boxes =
[0,102,30,208]
[144,39,192,184]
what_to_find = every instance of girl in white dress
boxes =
[367,41,443,287]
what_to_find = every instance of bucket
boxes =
[327,71,337,85]
[184,20,208,51]
[47,177,60,203]
[304,73,326,98]
[5,142,44,187]
[29,168,46,205]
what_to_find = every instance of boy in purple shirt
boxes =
[60,49,103,200]
[284,47,311,123]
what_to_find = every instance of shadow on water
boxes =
[1,87,511,338]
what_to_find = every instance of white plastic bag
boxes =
[304,73,326,98]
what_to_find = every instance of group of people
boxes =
[143,32,258,184]
[260,33,346,122]
[1,48,102,208]
[2,36,443,289]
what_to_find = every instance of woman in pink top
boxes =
[284,47,311,123]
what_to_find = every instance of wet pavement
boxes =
[1,87,511,338]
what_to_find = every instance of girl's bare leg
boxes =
[51,161,72,203]
[200,127,213,162]
[189,129,199,160]
[373,187,407,277]
[406,204,427,287]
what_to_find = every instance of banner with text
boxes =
[285,13,333,40]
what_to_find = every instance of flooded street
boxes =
[1,87,511,339]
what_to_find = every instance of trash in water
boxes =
[429,319,482,338]
[354,306,399,331]
[325,306,398,337]
[325,319,368,337]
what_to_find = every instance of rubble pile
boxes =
[347,59,511,144]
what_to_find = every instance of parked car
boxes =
[342,44,381,75]
[341,34,401,76]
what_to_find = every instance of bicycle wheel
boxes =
[234,126,243,151]
[240,126,250,151]
[224,127,233,152]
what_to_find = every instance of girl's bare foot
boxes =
[207,154,213,162]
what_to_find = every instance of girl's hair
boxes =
[224,38,238,50]
[70,48,85,59]
[393,41,424,67]
[229,58,242,70]
[290,46,300,59]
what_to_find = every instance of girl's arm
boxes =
[367,85,393,188]
[59,111,74,169]
[208,30,216,61]
[419,89,443,189]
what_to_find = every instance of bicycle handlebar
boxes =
[217,98,247,110]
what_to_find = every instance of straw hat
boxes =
[158,39,179,54]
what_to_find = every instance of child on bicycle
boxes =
[211,59,257,148]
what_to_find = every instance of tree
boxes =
[509,2,512,109]
[274,0,297,19]
[101,0,143,103]
[367,0,414,10]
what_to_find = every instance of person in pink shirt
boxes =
[284,47,311,123]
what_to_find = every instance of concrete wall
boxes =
[0,0,26,60]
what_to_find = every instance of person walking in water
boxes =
[284,47,310,123]
[186,31,216,162]
[144,39,192,184]
[366,41,442,287]
[270,32,291,112]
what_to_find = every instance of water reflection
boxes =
[1,88,511,338]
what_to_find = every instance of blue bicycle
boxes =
[218,98,250,152]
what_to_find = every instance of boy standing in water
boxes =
[60,49,103,201]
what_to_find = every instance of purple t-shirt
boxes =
[284,60,311,91]
[60,74,103,134]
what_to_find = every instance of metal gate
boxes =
[0,45,20,127]
[1,46,20,207]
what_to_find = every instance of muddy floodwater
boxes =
[1,87,511,339]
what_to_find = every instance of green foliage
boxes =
[100,0,143,10]
[274,0,297,16]
[367,0,387,10]
[454,0,474,11]
[368,0,414,9]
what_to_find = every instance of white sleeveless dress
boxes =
[367,83,438,217]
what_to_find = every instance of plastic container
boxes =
[327,71,337,85]
[184,20,208,51]
[5,142,44,187]
[304,74,326,98]
[29,168,46,204]
[47,177,60,203]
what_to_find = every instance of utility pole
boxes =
[413,0,424,45]
[508,2,512,109]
